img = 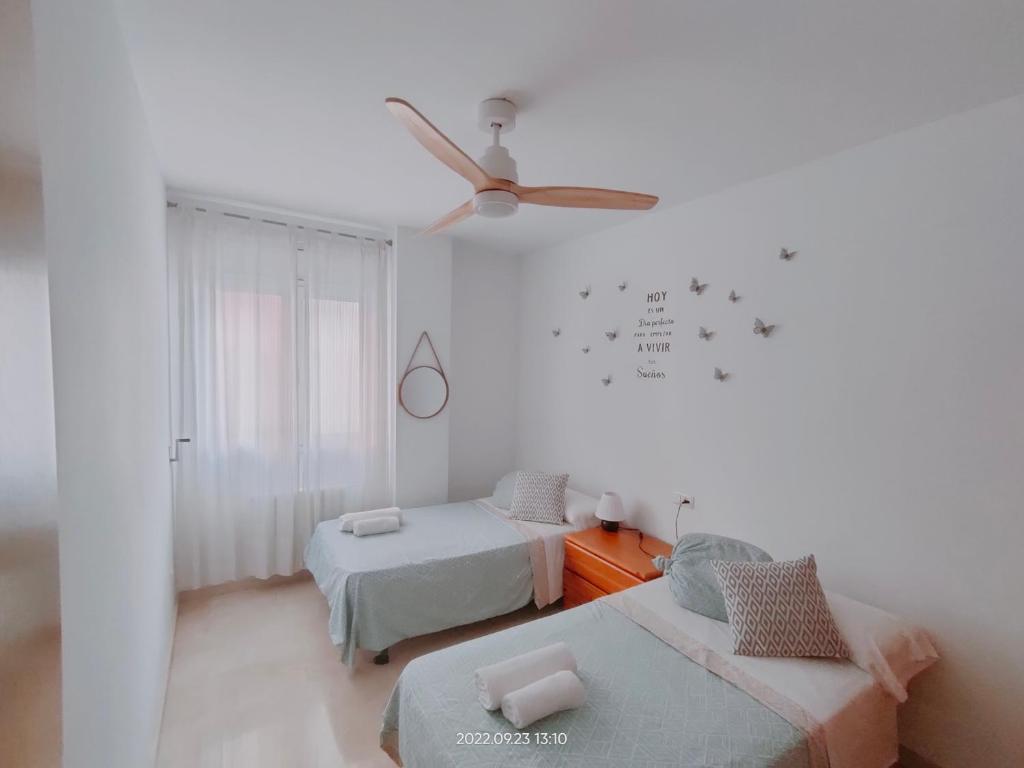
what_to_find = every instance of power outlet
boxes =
[673,492,695,509]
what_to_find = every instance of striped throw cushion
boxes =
[508,471,569,524]
[711,555,849,658]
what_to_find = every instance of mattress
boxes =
[381,579,900,768]
[381,599,809,768]
[305,500,534,665]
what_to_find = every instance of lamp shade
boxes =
[596,492,625,531]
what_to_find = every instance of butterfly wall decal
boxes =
[601,375,612,386]
[552,328,561,338]
[689,277,708,295]
[728,290,740,303]
[581,345,590,354]
[618,281,627,292]
[605,330,618,341]
[753,318,776,337]
[779,248,796,261]
[714,367,729,382]
[579,287,590,299]
[698,326,714,341]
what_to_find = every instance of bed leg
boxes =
[373,648,390,665]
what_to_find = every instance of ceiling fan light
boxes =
[473,190,518,219]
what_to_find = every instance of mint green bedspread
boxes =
[304,501,534,665]
[381,600,809,767]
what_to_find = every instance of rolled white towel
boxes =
[474,641,577,711]
[339,507,402,532]
[352,516,401,537]
[501,670,585,729]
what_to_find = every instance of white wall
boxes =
[0,161,59,645]
[394,226,452,507]
[31,0,176,765]
[448,241,521,501]
[394,232,520,506]
[516,94,1024,768]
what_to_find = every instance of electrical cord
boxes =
[619,525,659,558]
[620,499,688,559]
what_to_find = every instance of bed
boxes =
[381,578,912,768]
[304,496,596,665]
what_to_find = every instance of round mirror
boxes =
[399,365,449,419]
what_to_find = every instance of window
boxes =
[215,289,290,456]
[169,204,393,588]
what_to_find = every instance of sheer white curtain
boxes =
[168,205,393,590]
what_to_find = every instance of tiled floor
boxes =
[156,574,553,767]
[0,627,62,768]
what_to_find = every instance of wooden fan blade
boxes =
[512,185,658,210]
[421,199,475,235]
[386,98,494,192]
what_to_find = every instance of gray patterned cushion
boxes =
[654,533,773,622]
[508,471,569,524]
[711,555,849,658]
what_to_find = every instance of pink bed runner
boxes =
[474,499,572,609]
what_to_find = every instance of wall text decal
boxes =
[635,289,674,380]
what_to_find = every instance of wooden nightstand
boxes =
[563,527,673,608]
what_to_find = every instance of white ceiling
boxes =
[87,2,1024,252]
[0,0,38,170]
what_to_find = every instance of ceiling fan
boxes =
[385,97,659,235]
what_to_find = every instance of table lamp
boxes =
[596,492,625,532]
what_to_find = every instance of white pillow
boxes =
[491,475,598,528]
[563,488,599,528]
[491,471,519,509]
[826,591,939,702]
